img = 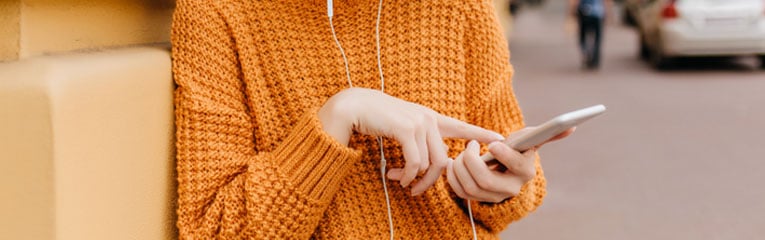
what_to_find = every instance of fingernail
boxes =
[468,140,479,149]
[411,189,421,196]
[492,132,505,141]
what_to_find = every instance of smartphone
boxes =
[481,105,606,162]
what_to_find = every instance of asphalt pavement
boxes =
[498,1,765,240]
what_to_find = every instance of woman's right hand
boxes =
[318,88,504,195]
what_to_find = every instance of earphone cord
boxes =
[328,16,353,88]
[328,2,394,238]
[330,0,476,238]
[373,0,395,238]
[467,200,478,240]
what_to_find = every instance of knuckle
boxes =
[433,158,448,169]
[521,166,536,181]
[420,163,429,173]
[475,176,493,190]
[414,115,428,127]
[504,186,520,197]
[464,184,480,196]
[406,160,421,171]
[423,114,437,125]
[462,151,477,161]
[511,161,524,172]
[406,159,420,168]
[512,165,525,174]
[402,125,416,135]
[399,121,416,134]
[455,190,468,199]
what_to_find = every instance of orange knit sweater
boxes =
[172,0,546,239]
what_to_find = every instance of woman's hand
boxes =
[318,88,504,192]
[444,127,574,202]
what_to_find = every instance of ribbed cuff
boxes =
[468,156,546,232]
[273,110,362,202]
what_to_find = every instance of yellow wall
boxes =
[0,60,55,240]
[0,46,176,240]
[0,0,21,61]
[1,0,173,61]
[1,1,177,239]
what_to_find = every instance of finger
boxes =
[446,160,470,199]
[454,143,504,202]
[539,127,576,147]
[398,132,421,187]
[415,125,429,173]
[518,149,539,181]
[489,142,534,180]
[488,141,524,170]
[411,122,450,196]
[503,127,537,145]
[436,115,504,143]
[386,168,404,181]
[463,141,505,193]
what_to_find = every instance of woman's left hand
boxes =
[445,127,574,203]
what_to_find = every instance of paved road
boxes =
[499,2,765,240]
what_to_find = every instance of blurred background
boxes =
[498,0,765,239]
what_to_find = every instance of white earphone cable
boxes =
[378,136,394,240]
[375,0,385,93]
[330,0,477,239]
[467,199,478,240]
[329,16,353,88]
[328,1,394,239]
[374,0,395,238]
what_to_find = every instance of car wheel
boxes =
[651,48,671,70]
[509,3,520,15]
[759,55,765,69]
[639,36,650,60]
[622,8,636,27]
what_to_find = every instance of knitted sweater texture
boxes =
[172,0,546,239]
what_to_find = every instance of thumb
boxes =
[437,115,504,143]
[386,168,404,181]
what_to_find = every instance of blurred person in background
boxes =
[570,0,613,69]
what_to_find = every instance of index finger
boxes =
[436,115,504,143]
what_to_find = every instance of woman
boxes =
[173,0,570,238]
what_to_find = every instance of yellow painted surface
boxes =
[0,0,21,61]
[20,0,174,58]
[0,59,55,240]
[0,46,177,240]
[0,0,173,61]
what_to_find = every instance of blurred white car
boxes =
[635,0,765,69]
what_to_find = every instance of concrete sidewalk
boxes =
[499,1,765,240]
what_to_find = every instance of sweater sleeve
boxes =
[172,1,361,239]
[458,0,547,233]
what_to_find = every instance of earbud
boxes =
[327,0,333,17]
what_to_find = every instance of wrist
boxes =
[318,92,355,145]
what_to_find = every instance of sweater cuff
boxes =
[468,157,546,232]
[272,109,362,202]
